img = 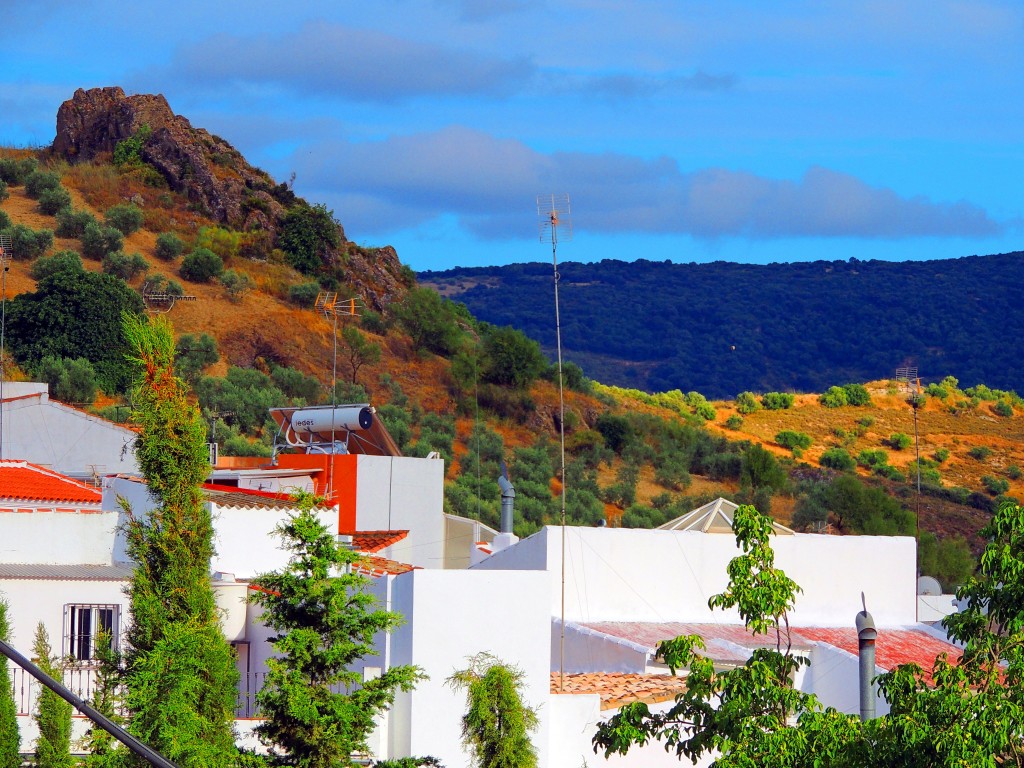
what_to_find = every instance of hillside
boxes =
[1,87,1020,591]
[419,254,1024,399]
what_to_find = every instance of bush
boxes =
[37,185,71,216]
[887,433,912,450]
[35,356,98,404]
[113,124,152,166]
[101,251,148,281]
[876,464,905,481]
[0,156,37,184]
[842,383,872,406]
[775,430,812,451]
[820,447,856,471]
[175,334,219,383]
[735,391,760,414]
[278,203,341,274]
[819,386,848,408]
[0,179,7,203]
[104,204,144,235]
[724,414,743,430]
[761,392,794,410]
[857,449,889,469]
[55,208,97,238]
[2,224,53,260]
[30,251,83,281]
[969,446,993,461]
[287,281,322,306]
[220,269,255,301]
[80,222,123,260]
[481,326,547,389]
[924,383,948,399]
[0,210,9,230]
[994,400,1014,417]
[180,247,224,283]
[23,170,61,199]
[933,447,950,463]
[154,232,185,261]
[982,475,1010,496]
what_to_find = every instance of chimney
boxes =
[856,594,877,722]
[490,474,519,555]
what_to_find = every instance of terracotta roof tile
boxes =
[339,530,410,553]
[0,460,101,505]
[552,673,688,710]
[354,555,416,577]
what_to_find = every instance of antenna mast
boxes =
[538,193,571,691]
[0,233,11,460]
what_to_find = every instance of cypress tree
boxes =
[0,598,21,766]
[32,623,73,768]
[120,314,239,766]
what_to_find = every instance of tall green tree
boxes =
[0,598,21,766]
[32,624,73,768]
[446,653,538,768]
[340,324,382,386]
[120,314,239,767]
[251,491,423,767]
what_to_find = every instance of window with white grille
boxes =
[63,604,119,662]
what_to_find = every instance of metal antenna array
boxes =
[0,232,11,460]
[538,193,571,692]
[141,281,197,314]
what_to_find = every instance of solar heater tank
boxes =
[290,406,374,435]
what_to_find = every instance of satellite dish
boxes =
[917,575,942,596]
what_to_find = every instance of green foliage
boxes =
[38,185,72,215]
[195,367,287,434]
[994,400,1014,417]
[32,623,73,768]
[510,438,557,529]
[55,207,97,238]
[287,280,321,306]
[154,232,185,261]
[925,382,948,399]
[0,599,21,764]
[341,324,382,385]
[278,203,341,274]
[761,391,795,410]
[887,432,912,450]
[684,391,716,421]
[820,446,855,471]
[480,325,546,389]
[594,414,634,454]
[969,445,993,461]
[0,179,6,203]
[0,155,37,184]
[80,221,123,260]
[121,314,239,767]
[35,356,98,404]
[0,210,8,230]
[7,267,144,392]
[394,287,465,357]
[841,382,872,406]
[271,365,322,403]
[196,225,241,261]
[102,250,149,281]
[24,169,62,199]
[982,474,1010,496]
[857,448,889,469]
[104,203,145,235]
[735,391,761,414]
[2,222,53,260]
[775,430,811,451]
[1007,465,1023,481]
[113,124,152,166]
[220,268,255,301]
[933,447,950,463]
[30,250,82,281]
[446,653,538,768]
[252,492,423,767]
[174,333,219,384]
[180,247,224,282]
[819,385,849,407]
[724,413,743,430]
[79,629,124,760]
[740,444,787,492]
[828,474,913,533]
[917,532,974,591]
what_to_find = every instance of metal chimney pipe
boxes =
[856,594,877,722]
[498,475,515,534]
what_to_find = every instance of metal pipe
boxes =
[856,596,877,722]
[498,475,515,534]
[0,638,180,768]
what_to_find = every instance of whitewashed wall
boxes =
[0,511,123,565]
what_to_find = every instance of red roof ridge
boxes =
[339,530,410,553]
[202,482,296,501]
[0,460,102,505]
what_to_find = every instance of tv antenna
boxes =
[141,281,197,314]
[0,232,11,460]
[538,193,571,692]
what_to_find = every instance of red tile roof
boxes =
[354,555,416,577]
[340,530,410,553]
[0,461,101,505]
[552,673,688,710]
[796,627,962,685]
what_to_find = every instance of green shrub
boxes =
[994,400,1014,417]
[55,208,97,238]
[925,383,948,399]
[154,232,185,261]
[842,383,872,406]
[2,224,53,260]
[80,222,123,260]
[0,179,7,203]
[982,475,1010,496]
[857,449,889,469]
[104,203,144,235]
[0,211,9,230]
[101,251,148,281]
[933,447,950,463]
[287,280,321,306]
[775,430,812,451]
[0,156,37,184]
[820,447,856,471]
[724,414,743,430]
[887,433,912,450]
[220,269,255,301]
[1007,465,1023,481]
[37,185,71,216]
[278,202,341,274]
[113,124,152,166]
[35,356,98,404]
[30,251,83,281]
[969,445,993,461]
[761,392,794,410]
[856,415,875,428]
[735,391,760,414]
[180,247,224,283]
[819,386,848,408]
[23,169,61,199]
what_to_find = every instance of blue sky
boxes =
[1,0,1021,271]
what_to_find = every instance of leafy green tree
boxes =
[80,221,123,260]
[0,179,7,203]
[820,446,855,471]
[220,268,255,301]
[2,223,53,260]
[24,169,61,199]
[341,324,382,385]
[102,251,149,281]
[761,392,794,410]
[196,225,241,261]
[180,247,224,283]
[842,383,872,406]
[79,630,123,761]
[32,623,73,768]
[120,314,239,767]
[775,430,812,451]
[7,268,144,393]
[154,232,185,261]
[393,288,465,357]
[174,333,219,385]
[740,444,787,492]
[819,385,849,407]
[38,185,72,216]
[0,598,21,765]
[35,356,98,404]
[278,203,341,274]
[55,208,97,238]
[446,653,538,768]
[270,365,322,403]
[103,204,145,235]
[195,367,286,434]
[251,492,423,767]
[30,250,83,282]
[735,391,761,414]
[887,432,912,450]
[724,414,743,430]
[480,326,546,390]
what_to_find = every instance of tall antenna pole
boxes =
[538,193,571,691]
[0,234,12,461]
[315,293,360,503]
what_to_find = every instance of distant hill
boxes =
[420,253,1024,398]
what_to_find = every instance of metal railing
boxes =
[9,665,103,716]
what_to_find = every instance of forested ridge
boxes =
[420,252,1024,398]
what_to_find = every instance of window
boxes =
[64,604,119,662]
